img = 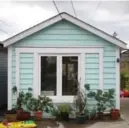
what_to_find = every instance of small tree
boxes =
[73,82,87,115]
[121,72,129,90]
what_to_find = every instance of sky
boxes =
[0,1,129,47]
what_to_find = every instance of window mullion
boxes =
[57,56,62,96]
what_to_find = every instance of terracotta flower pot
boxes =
[34,111,43,120]
[17,112,31,121]
[111,109,120,120]
[4,110,17,122]
[16,109,23,115]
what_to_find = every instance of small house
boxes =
[2,13,127,110]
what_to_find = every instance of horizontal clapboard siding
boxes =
[19,53,33,90]
[85,54,99,90]
[103,47,116,90]
[11,20,117,108]
[13,20,114,47]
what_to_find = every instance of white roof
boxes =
[2,12,127,49]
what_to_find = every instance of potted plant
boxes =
[89,108,97,120]
[57,104,72,121]
[29,95,53,120]
[16,91,31,120]
[4,109,17,122]
[111,109,120,120]
[74,82,87,124]
[94,89,115,120]
[105,89,120,120]
[95,90,107,119]
[49,105,60,120]
[4,86,18,122]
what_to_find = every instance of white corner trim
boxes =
[57,56,62,96]
[38,55,41,96]
[116,47,120,109]
[3,13,126,49]
[99,48,104,90]
[16,49,20,94]
[33,52,39,97]
[80,53,85,89]
[8,46,12,110]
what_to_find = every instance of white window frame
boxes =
[15,47,103,103]
[38,54,81,103]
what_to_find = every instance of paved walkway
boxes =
[37,120,129,128]
[120,98,129,124]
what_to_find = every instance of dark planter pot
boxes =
[97,112,103,120]
[89,115,96,120]
[76,114,86,124]
[85,115,89,120]
[4,110,17,122]
[111,109,120,120]
[60,112,69,121]
[34,111,42,120]
[17,112,31,121]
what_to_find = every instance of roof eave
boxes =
[2,12,127,49]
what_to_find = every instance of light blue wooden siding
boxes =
[85,54,99,90]
[19,53,33,91]
[11,20,116,105]
[12,51,34,104]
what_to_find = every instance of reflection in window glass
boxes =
[41,56,56,96]
[62,57,78,95]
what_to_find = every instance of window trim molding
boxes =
[15,47,103,103]
[38,54,80,100]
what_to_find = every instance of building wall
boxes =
[121,51,129,74]
[0,48,7,108]
[10,20,117,108]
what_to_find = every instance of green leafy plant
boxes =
[84,84,115,119]
[95,90,106,113]
[93,89,115,119]
[58,104,72,113]
[89,108,97,120]
[57,104,72,121]
[27,95,53,112]
[50,105,59,118]
[26,97,37,111]
[121,72,129,89]
[12,91,33,111]
[12,86,17,94]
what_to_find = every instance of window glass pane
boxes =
[62,56,78,95]
[41,56,56,96]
